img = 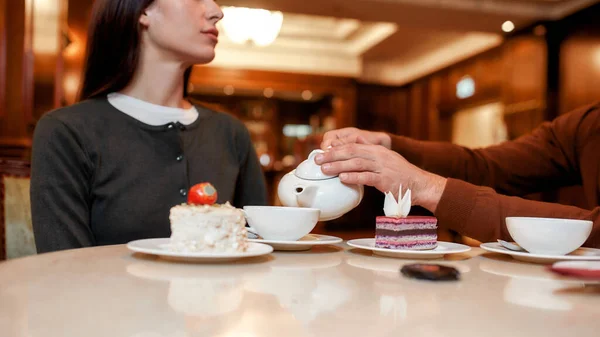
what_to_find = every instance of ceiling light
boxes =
[502,21,515,33]
[224,85,235,96]
[263,88,274,98]
[259,154,271,167]
[220,6,283,47]
[456,76,475,99]
[301,90,313,101]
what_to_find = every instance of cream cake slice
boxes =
[377,185,438,250]
[168,202,248,253]
[375,216,438,250]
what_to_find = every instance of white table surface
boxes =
[1,243,598,337]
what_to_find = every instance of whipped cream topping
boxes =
[383,185,411,218]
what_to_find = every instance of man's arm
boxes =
[431,178,600,247]
[390,104,599,196]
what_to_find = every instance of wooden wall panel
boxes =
[190,67,357,128]
[357,34,549,145]
[0,0,83,159]
[63,0,93,105]
[331,87,357,129]
[476,53,504,94]
[190,66,356,93]
[392,89,410,136]
[559,36,600,114]
[428,75,443,141]
[554,14,600,210]
[501,36,548,141]
[435,49,504,115]
[408,82,427,140]
[503,37,547,106]
[355,83,408,135]
[0,0,30,159]
[29,0,69,124]
[22,0,34,128]
[32,54,59,122]
[0,0,6,117]
[501,36,547,140]
[558,2,600,114]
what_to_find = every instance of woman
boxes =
[30,0,268,253]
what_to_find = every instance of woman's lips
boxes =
[203,28,219,42]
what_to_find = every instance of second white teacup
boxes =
[243,206,320,241]
[506,217,593,255]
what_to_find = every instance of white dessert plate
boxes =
[127,238,273,262]
[347,238,471,259]
[249,234,343,251]
[480,242,600,264]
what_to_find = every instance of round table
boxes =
[0,244,598,337]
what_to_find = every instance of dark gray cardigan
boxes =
[30,98,267,253]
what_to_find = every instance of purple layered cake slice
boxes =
[375,216,438,250]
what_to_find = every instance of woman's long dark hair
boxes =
[78,0,155,101]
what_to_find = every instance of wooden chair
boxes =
[1,159,36,260]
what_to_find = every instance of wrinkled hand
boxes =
[315,141,447,212]
[321,127,392,150]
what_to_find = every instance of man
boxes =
[316,103,600,247]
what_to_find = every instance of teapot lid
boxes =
[294,149,337,181]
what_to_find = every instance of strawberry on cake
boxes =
[375,185,438,250]
[168,183,248,253]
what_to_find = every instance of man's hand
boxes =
[321,127,392,150]
[315,141,447,212]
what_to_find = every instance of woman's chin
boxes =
[188,50,216,65]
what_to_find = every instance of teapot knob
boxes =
[306,150,326,167]
[294,149,336,181]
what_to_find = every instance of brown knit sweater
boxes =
[391,103,600,248]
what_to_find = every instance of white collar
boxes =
[107,92,199,126]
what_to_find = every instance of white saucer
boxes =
[480,242,600,264]
[346,238,471,259]
[249,234,343,251]
[127,238,273,262]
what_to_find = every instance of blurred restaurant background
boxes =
[1,0,600,257]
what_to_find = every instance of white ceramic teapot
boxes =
[277,149,364,221]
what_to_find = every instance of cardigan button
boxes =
[176,155,184,162]
[167,123,175,129]
[179,189,187,196]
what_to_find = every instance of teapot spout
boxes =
[295,185,318,208]
[277,171,301,207]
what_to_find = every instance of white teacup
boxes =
[243,206,320,241]
[506,217,593,255]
